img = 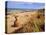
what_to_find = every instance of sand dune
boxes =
[5,10,45,33]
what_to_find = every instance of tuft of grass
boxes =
[33,20,40,32]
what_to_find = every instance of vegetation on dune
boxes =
[5,9,45,33]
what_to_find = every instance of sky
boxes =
[6,0,44,2]
[7,1,45,9]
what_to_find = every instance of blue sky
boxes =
[7,1,45,9]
